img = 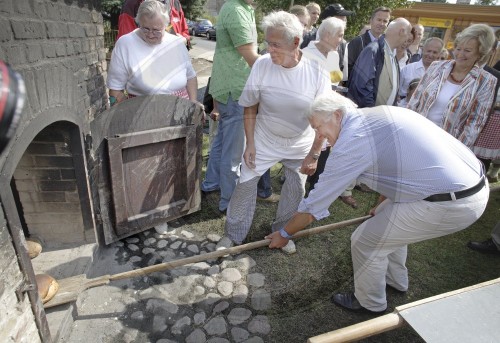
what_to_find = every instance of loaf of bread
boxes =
[35,274,59,304]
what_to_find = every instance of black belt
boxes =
[424,176,485,202]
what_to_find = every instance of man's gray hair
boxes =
[261,11,304,44]
[136,0,170,25]
[423,37,444,50]
[455,24,495,65]
[317,17,346,41]
[307,91,351,122]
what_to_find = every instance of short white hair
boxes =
[317,17,346,41]
[307,91,353,121]
[261,11,304,45]
[136,0,170,25]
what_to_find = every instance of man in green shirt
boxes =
[201,0,260,213]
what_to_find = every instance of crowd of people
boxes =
[106,0,499,315]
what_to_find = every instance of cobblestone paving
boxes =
[71,223,272,343]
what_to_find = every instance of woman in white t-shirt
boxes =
[217,11,331,254]
[107,0,198,106]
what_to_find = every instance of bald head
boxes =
[385,18,412,49]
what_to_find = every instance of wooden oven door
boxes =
[87,95,203,245]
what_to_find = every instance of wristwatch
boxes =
[279,228,293,239]
[311,152,321,160]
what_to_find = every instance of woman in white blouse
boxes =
[107,0,198,106]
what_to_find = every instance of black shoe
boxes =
[386,284,407,294]
[354,183,375,193]
[467,239,500,255]
[331,292,385,314]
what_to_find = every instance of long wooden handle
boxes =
[307,312,405,343]
[109,215,371,282]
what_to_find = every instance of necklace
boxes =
[449,72,465,84]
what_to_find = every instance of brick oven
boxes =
[0,1,202,342]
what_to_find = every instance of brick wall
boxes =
[13,122,89,245]
[0,0,107,341]
[0,207,42,343]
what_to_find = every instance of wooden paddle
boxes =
[43,215,371,308]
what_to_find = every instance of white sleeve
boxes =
[238,58,262,107]
[106,39,129,90]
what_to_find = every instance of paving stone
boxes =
[205,242,216,252]
[156,339,178,343]
[157,240,168,249]
[193,312,206,325]
[228,308,252,325]
[242,337,264,343]
[204,316,228,336]
[235,255,257,271]
[203,293,221,305]
[143,230,151,236]
[171,316,191,335]
[115,240,124,247]
[186,328,206,343]
[207,338,230,343]
[154,223,170,235]
[231,327,250,342]
[159,250,176,260]
[212,301,229,314]
[181,242,187,249]
[207,265,220,276]
[130,311,144,320]
[247,273,265,287]
[145,299,179,315]
[193,285,205,296]
[170,241,182,250]
[191,262,210,270]
[127,244,139,252]
[181,230,194,239]
[221,268,242,282]
[207,233,221,242]
[129,256,142,263]
[142,247,156,255]
[126,237,140,244]
[248,315,271,335]
[232,284,249,304]
[152,315,167,332]
[217,281,233,296]
[203,276,216,288]
[144,237,157,246]
[251,289,271,310]
[187,244,200,253]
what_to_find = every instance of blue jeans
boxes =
[201,95,244,211]
[257,169,272,198]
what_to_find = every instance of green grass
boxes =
[179,134,500,342]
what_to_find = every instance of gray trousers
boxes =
[225,159,307,244]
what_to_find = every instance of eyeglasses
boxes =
[140,27,164,36]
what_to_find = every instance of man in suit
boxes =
[347,18,412,108]
[347,7,391,83]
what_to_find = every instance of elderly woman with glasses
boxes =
[107,0,198,106]
[216,11,331,254]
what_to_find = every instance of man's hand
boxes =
[300,154,318,175]
[243,144,256,169]
[265,231,289,249]
[210,110,219,121]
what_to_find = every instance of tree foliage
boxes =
[255,0,410,39]
[182,0,208,20]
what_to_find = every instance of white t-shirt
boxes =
[301,42,341,85]
[399,60,425,97]
[237,54,330,182]
[239,54,330,140]
[427,80,461,126]
[107,29,196,97]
